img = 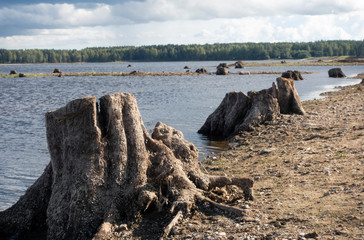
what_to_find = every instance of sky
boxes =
[0,0,364,49]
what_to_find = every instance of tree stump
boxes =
[53,68,61,74]
[195,68,207,73]
[328,68,346,78]
[217,63,228,68]
[198,77,306,139]
[281,70,304,80]
[276,77,306,115]
[0,93,253,240]
[235,61,244,68]
[216,67,229,75]
[198,83,279,138]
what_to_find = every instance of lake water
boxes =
[0,61,362,210]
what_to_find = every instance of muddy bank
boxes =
[170,82,364,239]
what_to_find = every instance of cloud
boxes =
[2,0,364,32]
[1,0,364,49]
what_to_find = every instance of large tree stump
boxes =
[0,93,253,240]
[328,68,346,78]
[198,83,279,139]
[276,77,306,115]
[198,77,306,139]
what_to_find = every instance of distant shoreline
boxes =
[0,71,316,78]
[1,57,363,67]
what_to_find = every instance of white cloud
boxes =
[2,0,364,30]
[0,0,364,49]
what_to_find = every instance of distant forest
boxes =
[1,40,364,64]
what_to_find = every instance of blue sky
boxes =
[1,0,363,49]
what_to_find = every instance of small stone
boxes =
[260,148,276,155]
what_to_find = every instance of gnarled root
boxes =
[148,122,254,238]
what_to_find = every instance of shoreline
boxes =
[0,57,363,68]
[0,79,362,238]
[0,71,316,78]
[171,81,363,239]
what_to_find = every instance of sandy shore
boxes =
[164,81,363,239]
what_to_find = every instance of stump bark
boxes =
[0,93,253,240]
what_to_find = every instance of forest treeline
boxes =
[1,40,363,64]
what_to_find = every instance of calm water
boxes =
[0,61,362,210]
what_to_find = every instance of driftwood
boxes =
[198,77,305,139]
[0,93,253,240]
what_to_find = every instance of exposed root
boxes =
[201,197,246,216]
[160,210,183,240]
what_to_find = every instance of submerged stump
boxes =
[0,93,253,240]
[281,70,304,80]
[328,68,346,78]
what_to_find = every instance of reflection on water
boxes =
[0,61,362,210]
[201,138,230,154]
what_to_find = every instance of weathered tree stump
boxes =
[53,68,61,74]
[198,83,279,138]
[217,63,228,68]
[195,68,207,73]
[216,67,229,75]
[276,77,306,115]
[198,77,306,139]
[328,68,346,78]
[235,61,244,68]
[281,70,304,80]
[0,93,253,240]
